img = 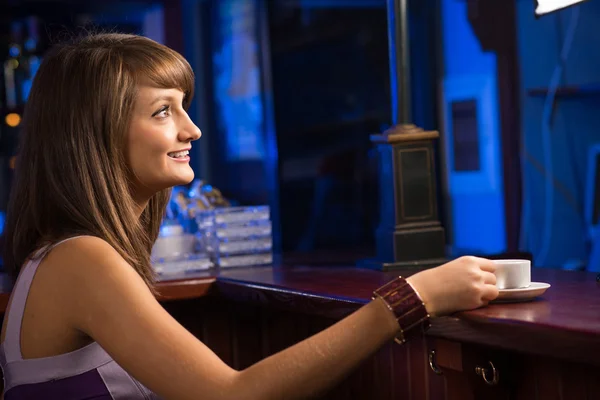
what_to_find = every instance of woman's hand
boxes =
[407,256,499,317]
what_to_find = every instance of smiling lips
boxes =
[168,150,190,160]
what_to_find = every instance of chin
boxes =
[170,172,195,188]
[146,168,195,191]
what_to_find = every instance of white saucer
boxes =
[492,282,551,303]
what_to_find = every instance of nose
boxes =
[178,113,202,142]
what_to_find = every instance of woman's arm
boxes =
[57,237,496,400]
[234,296,399,399]
[235,255,498,398]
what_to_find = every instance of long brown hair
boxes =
[2,33,195,290]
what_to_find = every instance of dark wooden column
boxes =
[358,0,446,271]
[466,0,522,253]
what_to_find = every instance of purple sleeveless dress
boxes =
[0,237,161,399]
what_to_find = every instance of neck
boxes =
[133,201,147,219]
[132,191,151,219]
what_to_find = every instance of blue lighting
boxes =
[24,38,36,52]
[212,0,266,161]
[9,45,20,58]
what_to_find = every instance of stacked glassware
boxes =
[152,180,273,273]
[196,205,273,268]
[151,220,213,275]
[151,185,214,276]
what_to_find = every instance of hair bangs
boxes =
[132,45,195,109]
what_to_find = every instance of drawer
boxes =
[428,339,513,400]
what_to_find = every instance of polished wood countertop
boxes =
[1,264,598,365]
[194,265,600,366]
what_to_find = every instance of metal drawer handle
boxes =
[428,350,442,375]
[475,361,500,385]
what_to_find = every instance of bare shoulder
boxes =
[44,235,155,329]
[47,235,136,276]
[44,235,239,399]
[45,235,151,299]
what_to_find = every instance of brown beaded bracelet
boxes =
[372,276,431,344]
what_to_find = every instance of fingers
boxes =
[481,284,499,302]
[460,256,496,272]
[472,257,496,273]
[482,271,496,286]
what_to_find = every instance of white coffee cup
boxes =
[492,259,531,289]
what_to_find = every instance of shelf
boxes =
[527,83,600,97]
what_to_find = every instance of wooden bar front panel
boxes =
[164,296,600,400]
[164,296,445,399]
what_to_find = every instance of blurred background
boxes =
[1,0,599,271]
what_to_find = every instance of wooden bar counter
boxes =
[1,264,599,399]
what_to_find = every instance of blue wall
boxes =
[441,0,506,256]
[443,0,496,77]
[517,1,600,268]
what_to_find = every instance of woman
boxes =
[0,33,498,400]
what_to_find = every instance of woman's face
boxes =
[127,85,201,196]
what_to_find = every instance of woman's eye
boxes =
[152,105,171,119]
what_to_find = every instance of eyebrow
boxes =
[150,95,176,106]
